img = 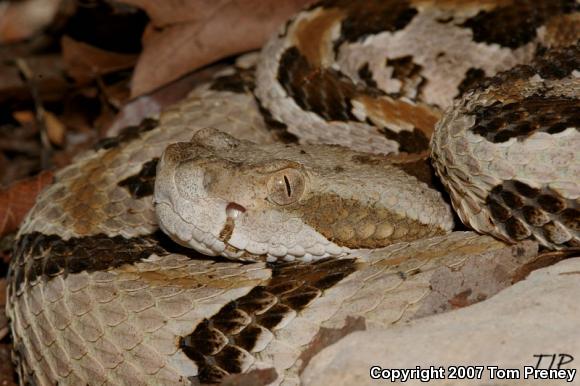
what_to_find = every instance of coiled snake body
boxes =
[7,0,580,385]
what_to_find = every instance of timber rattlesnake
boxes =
[7,0,579,385]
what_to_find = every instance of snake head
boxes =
[155,128,453,262]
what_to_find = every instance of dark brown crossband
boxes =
[357,63,378,88]
[532,43,580,80]
[471,43,580,96]
[118,158,159,198]
[255,98,298,144]
[9,231,211,293]
[381,128,430,154]
[210,67,256,94]
[470,96,579,143]
[94,118,159,150]
[10,232,163,293]
[456,68,486,97]
[317,0,417,50]
[486,180,579,247]
[278,47,361,122]
[462,0,578,48]
[387,55,426,99]
[180,257,359,384]
[277,47,432,153]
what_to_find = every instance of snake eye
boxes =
[267,168,305,205]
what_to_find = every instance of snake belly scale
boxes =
[7,0,579,385]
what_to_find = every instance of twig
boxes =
[14,58,53,169]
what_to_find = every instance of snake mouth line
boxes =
[217,202,345,262]
[219,202,246,243]
[218,217,236,243]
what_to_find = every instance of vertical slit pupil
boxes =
[283,175,292,196]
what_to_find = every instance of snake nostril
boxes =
[226,202,246,218]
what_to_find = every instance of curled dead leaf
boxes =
[298,316,366,374]
[125,0,315,96]
[0,343,16,386]
[62,36,138,84]
[0,0,62,43]
[0,55,68,104]
[43,110,66,147]
[0,171,53,237]
[0,279,6,339]
[106,62,226,136]
[12,111,35,125]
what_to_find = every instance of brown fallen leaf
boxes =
[106,62,227,136]
[0,54,68,104]
[62,36,138,84]
[123,0,315,96]
[119,0,219,26]
[0,279,7,340]
[11,111,35,126]
[121,0,309,27]
[412,240,539,318]
[0,171,53,238]
[57,89,102,134]
[0,156,40,189]
[0,233,14,265]
[512,248,580,282]
[100,79,132,110]
[0,120,42,186]
[43,110,66,147]
[298,316,366,374]
[0,343,16,386]
[0,0,62,44]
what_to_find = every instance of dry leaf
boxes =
[0,171,53,237]
[122,0,309,27]
[44,110,66,146]
[0,278,5,309]
[62,36,138,84]
[0,63,25,101]
[298,316,366,374]
[0,279,6,340]
[106,62,226,136]
[0,233,14,265]
[512,249,580,282]
[119,0,219,26]
[0,343,16,386]
[412,240,539,318]
[12,111,35,125]
[101,80,132,110]
[0,0,62,43]
[0,54,68,104]
[124,0,315,96]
